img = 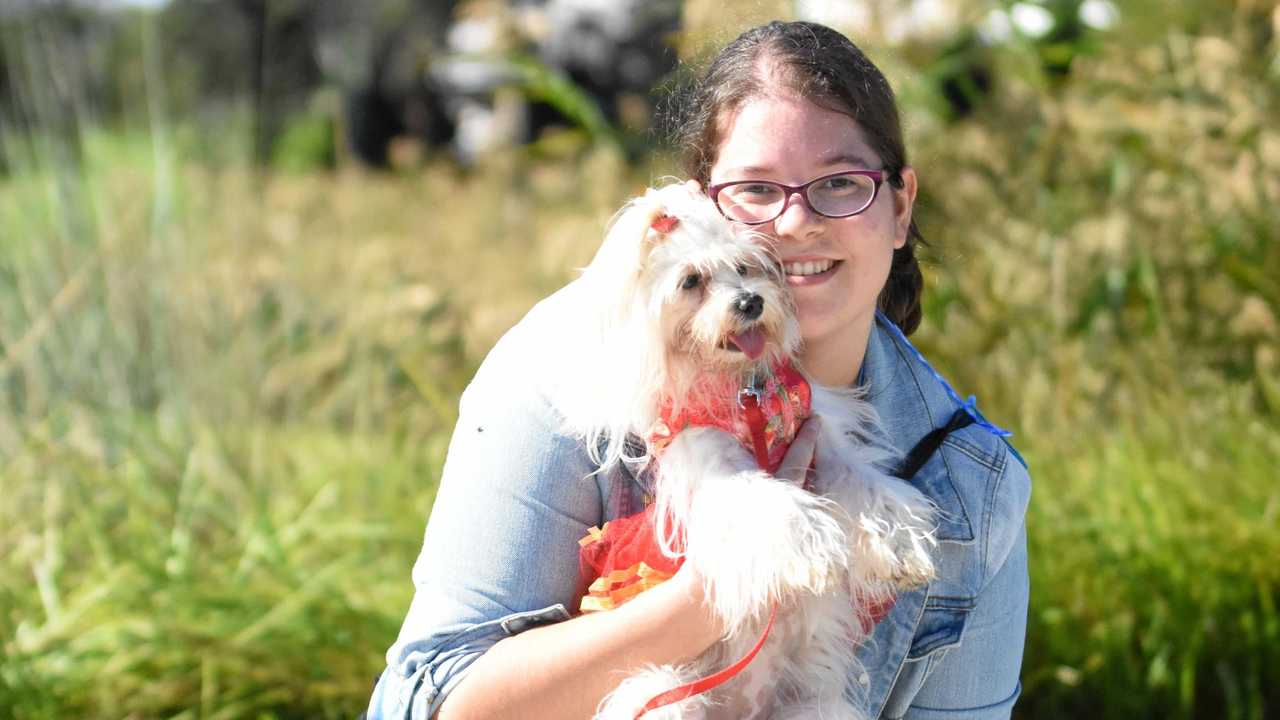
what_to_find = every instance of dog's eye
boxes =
[736,263,750,277]
[680,273,702,290]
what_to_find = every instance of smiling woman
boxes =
[367,20,1029,720]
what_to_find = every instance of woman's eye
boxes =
[681,273,702,290]
[820,175,866,196]
[732,183,778,199]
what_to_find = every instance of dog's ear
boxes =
[650,213,679,235]
[588,194,670,282]
[641,187,679,243]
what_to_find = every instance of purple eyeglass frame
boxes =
[707,169,888,225]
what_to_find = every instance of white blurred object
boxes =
[795,0,963,44]
[1079,0,1120,30]
[1010,2,1055,38]
[978,8,1014,44]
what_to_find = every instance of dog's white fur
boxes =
[557,183,937,720]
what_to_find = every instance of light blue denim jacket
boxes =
[366,285,1032,719]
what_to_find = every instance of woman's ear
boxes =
[892,167,918,249]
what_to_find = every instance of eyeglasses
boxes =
[708,170,889,225]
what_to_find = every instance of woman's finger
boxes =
[776,417,821,487]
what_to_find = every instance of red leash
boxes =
[632,388,778,719]
[632,605,778,719]
[739,387,773,470]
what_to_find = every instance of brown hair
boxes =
[668,21,926,335]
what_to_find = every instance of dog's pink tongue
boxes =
[730,328,766,360]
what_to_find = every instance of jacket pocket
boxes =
[907,596,973,660]
[882,599,973,720]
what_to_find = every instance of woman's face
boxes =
[708,92,917,357]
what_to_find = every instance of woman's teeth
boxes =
[784,259,835,276]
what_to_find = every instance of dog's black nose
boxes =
[735,292,764,320]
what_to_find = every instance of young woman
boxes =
[366,20,1030,720]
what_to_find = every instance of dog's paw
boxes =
[686,472,849,628]
[849,483,937,589]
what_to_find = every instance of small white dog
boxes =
[557,183,937,720]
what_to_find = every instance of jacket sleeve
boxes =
[895,523,1028,719]
[365,350,605,719]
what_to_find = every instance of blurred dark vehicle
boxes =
[0,0,678,169]
[161,0,680,167]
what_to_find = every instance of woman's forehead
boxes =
[711,93,875,180]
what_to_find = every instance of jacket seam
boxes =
[981,443,1009,577]
[872,589,930,720]
[940,435,1002,471]
[923,595,976,611]
[889,334,976,542]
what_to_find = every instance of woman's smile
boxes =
[783,258,841,286]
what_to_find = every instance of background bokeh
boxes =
[1,1,1277,718]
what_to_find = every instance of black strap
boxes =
[894,408,975,480]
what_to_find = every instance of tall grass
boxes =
[2,3,1278,719]
[0,120,639,717]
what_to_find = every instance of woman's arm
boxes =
[366,316,729,719]
[438,566,722,719]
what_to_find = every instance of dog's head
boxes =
[582,183,801,387]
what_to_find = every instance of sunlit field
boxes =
[2,3,1278,719]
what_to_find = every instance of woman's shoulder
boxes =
[863,313,1030,586]
[461,280,592,418]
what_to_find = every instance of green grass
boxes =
[1,415,444,718]
[0,126,642,718]
[1020,401,1280,719]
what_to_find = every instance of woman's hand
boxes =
[775,416,821,488]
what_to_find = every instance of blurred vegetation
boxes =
[1,1,1278,719]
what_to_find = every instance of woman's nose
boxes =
[771,190,822,240]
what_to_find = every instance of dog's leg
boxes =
[841,468,937,590]
[815,425,937,590]
[805,390,937,590]
[771,593,871,720]
[658,427,851,636]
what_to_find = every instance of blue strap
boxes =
[875,310,1014,439]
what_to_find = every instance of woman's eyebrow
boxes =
[819,152,877,167]
[717,153,879,179]
[716,165,771,178]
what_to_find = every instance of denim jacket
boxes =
[366,283,1032,719]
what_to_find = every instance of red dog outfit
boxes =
[578,361,811,613]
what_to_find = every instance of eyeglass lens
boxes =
[716,173,878,223]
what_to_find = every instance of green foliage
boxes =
[896,5,1280,717]
[270,113,336,174]
[508,54,623,151]
[1020,402,1280,719]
